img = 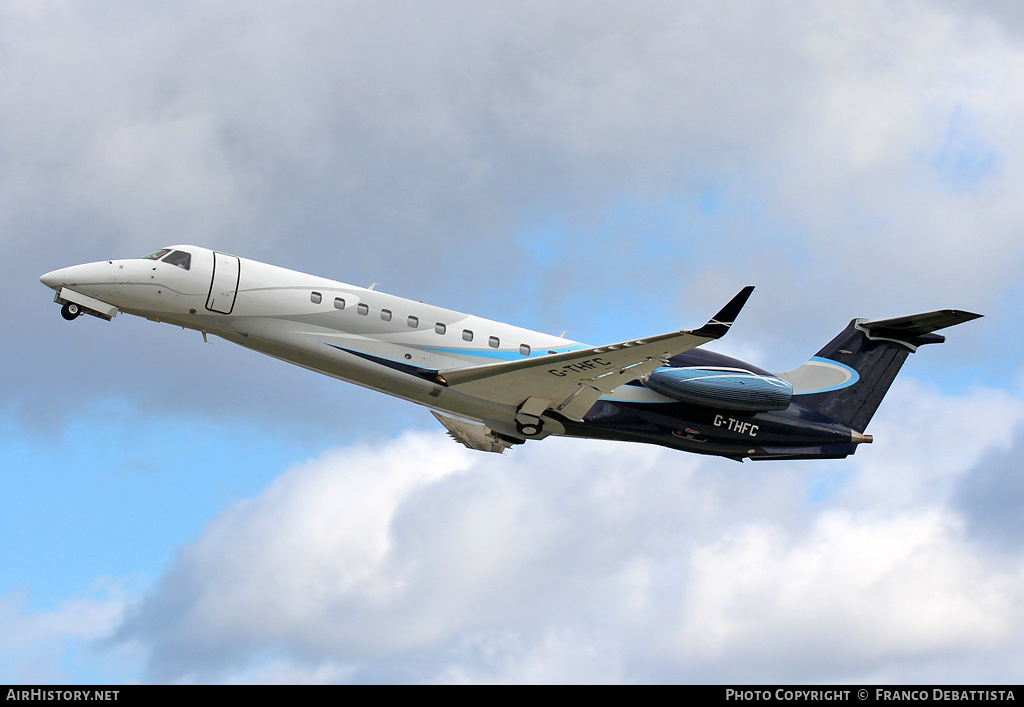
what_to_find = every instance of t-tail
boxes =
[778,310,982,434]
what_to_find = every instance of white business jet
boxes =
[41,245,979,460]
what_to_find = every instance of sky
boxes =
[2,0,1024,684]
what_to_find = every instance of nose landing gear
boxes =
[51,291,118,321]
[60,302,82,320]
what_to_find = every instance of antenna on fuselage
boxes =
[367,282,380,291]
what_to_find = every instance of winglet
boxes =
[690,286,755,339]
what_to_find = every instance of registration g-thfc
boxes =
[41,246,980,460]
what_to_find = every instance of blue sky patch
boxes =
[0,400,324,611]
[932,105,1001,190]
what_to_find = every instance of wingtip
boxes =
[690,285,755,339]
[950,310,984,322]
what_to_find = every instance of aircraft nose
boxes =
[40,268,67,290]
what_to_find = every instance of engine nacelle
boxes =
[642,367,793,412]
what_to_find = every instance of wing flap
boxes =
[430,410,514,454]
[551,384,605,421]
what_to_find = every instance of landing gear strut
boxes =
[514,396,550,438]
[60,302,82,320]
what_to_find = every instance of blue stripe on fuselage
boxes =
[408,344,590,361]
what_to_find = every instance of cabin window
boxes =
[520,344,531,356]
[488,336,500,349]
[407,315,419,328]
[163,250,191,270]
[310,292,322,304]
[462,329,474,342]
[435,323,446,335]
[357,303,369,315]
[381,309,392,322]
[334,297,345,310]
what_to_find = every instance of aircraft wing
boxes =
[439,286,754,421]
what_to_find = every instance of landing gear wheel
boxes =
[61,302,81,320]
[515,420,544,437]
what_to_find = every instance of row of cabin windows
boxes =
[311,291,532,356]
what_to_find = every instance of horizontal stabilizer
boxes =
[859,310,982,351]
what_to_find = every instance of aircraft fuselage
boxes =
[41,245,976,461]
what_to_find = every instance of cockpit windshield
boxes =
[163,250,191,270]
[138,248,191,270]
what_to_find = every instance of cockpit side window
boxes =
[163,250,192,270]
[140,249,171,260]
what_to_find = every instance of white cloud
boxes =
[846,379,1024,509]
[8,0,1024,685]
[767,2,1024,298]
[114,380,1024,683]
[116,433,474,673]
[0,583,131,684]
[671,510,1020,672]
[6,1,1023,267]
[7,0,1022,417]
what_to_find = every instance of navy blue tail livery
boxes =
[565,309,981,461]
[784,311,982,434]
[41,245,981,461]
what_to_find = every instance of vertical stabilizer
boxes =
[777,310,981,432]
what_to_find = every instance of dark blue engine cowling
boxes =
[642,367,793,412]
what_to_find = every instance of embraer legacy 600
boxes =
[41,246,980,460]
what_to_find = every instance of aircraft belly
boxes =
[226,316,520,424]
[569,400,858,460]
